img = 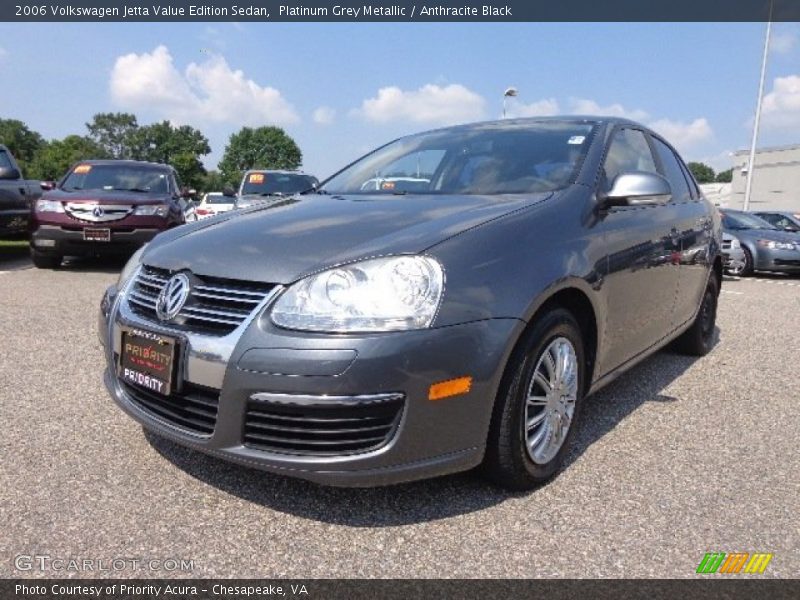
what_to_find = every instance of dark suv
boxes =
[30,160,194,268]
[100,118,722,489]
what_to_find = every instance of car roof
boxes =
[75,159,173,170]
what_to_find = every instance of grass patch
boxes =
[0,239,29,251]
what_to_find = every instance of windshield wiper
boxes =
[114,187,151,193]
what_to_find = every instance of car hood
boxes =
[143,191,552,284]
[725,228,799,244]
[43,188,172,205]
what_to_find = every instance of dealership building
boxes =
[724,144,800,211]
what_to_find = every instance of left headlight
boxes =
[271,255,444,333]
[133,204,169,217]
[117,244,147,287]
[35,199,64,213]
[757,239,795,250]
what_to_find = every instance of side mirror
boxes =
[222,186,237,197]
[601,171,671,208]
[0,167,21,180]
[40,181,56,191]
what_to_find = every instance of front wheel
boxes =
[31,251,62,269]
[729,247,753,277]
[481,308,585,490]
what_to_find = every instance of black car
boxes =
[100,118,722,489]
[720,210,800,276]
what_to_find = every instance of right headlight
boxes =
[35,199,64,213]
[117,244,147,288]
[270,255,444,333]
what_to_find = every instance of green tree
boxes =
[28,135,108,181]
[715,168,733,183]
[687,161,715,184]
[218,126,302,184]
[86,112,139,158]
[130,121,211,189]
[0,118,45,175]
[197,170,229,195]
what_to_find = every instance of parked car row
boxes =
[720,209,800,277]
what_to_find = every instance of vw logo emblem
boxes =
[156,273,191,321]
[92,206,105,218]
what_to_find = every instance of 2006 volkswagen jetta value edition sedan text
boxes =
[99,118,722,490]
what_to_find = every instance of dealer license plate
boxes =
[83,227,111,242]
[119,329,177,396]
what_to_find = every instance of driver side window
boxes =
[602,129,657,191]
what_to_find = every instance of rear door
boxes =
[649,136,713,327]
[597,127,682,373]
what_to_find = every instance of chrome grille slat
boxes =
[126,265,276,336]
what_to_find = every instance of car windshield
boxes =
[321,121,596,196]
[62,164,171,193]
[206,194,230,204]
[722,212,778,231]
[241,173,317,196]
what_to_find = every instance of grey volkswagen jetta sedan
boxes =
[99,118,722,489]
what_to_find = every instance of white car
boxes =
[196,192,235,219]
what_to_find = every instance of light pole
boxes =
[502,87,518,119]
[743,1,773,211]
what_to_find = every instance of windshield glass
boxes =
[322,121,596,195]
[206,194,230,204]
[62,164,171,193]
[241,173,317,196]
[722,212,778,230]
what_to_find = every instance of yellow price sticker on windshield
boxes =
[249,173,265,184]
[74,164,92,174]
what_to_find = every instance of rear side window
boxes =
[602,129,657,190]
[0,150,12,170]
[651,138,691,203]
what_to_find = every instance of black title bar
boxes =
[3,0,800,22]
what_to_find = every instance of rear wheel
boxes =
[481,308,585,490]
[31,251,61,269]
[674,274,719,356]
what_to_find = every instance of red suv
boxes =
[30,160,195,268]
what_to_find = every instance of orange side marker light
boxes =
[429,376,473,401]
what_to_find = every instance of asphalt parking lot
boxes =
[1,248,799,579]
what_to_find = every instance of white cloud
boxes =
[356,84,486,125]
[312,106,336,125]
[770,31,797,55]
[761,74,800,128]
[648,118,714,149]
[567,97,650,121]
[110,45,298,126]
[505,97,560,118]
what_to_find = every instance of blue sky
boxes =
[1,22,799,179]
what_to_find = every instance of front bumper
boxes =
[32,224,160,256]
[100,282,522,486]
[755,247,800,273]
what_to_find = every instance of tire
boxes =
[674,274,719,356]
[31,251,62,269]
[737,247,754,277]
[481,308,586,490]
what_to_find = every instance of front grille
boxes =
[65,202,134,222]
[120,379,220,435]
[128,265,276,335]
[244,395,404,456]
